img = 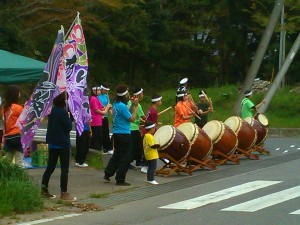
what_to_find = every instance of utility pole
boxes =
[279,5,286,87]
[232,0,284,116]
[260,33,300,113]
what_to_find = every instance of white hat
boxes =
[179,78,188,85]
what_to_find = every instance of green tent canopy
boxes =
[0,50,45,84]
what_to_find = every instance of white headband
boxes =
[92,87,97,91]
[133,88,143,96]
[179,77,188,84]
[151,96,162,102]
[245,91,252,97]
[198,94,205,97]
[145,123,155,129]
[117,90,128,96]
[101,85,110,91]
[177,93,185,97]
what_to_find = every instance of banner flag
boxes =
[17,29,64,150]
[64,13,90,135]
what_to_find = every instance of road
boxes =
[17,136,300,225]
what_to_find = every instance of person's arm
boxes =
[255,99,266,110]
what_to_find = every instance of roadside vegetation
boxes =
[0,158,43,216]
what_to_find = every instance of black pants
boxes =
[130,130,143,165]
[90,126,103,151]
[102,117,112,151]
[75,130,90,164]
[42,147,70,192]
[104,134,132,182]
[147,159,157,181]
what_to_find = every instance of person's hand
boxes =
[130,97,139,106]
[262,99,266,104]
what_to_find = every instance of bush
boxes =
[0,158,43,216]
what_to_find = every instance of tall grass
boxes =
[140,85,300,128]
[0,158,43,216]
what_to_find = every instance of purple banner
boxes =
[17,30,64,149]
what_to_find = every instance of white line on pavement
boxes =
[17,213,82,225]
[159,180,281,210]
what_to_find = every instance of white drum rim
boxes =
[177,122,199,146]
[153,125,176,150]
[257,114,269,126]
[202,120,225,144]
[244,117,254,126]
[224,116,242,134]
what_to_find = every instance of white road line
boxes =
[17,213,82,225]
[159,180,281,210]
[290,209,300,214]
[222,186,300,212]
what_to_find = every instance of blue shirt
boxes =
[112,101,132,134]
[98,94,109,117]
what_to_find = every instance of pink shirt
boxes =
[90,96,103,126]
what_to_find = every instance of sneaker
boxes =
[77,163,88,168]
[147,180,159,185]
[75,163,79,166]
[107,150,114,155]
[103,175,110,183]
[41,190,56,199]
[140,166,148,174]
[128,164,136,169]
[116,181,131,186]
[60,192,77,201]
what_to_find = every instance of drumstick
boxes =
[183,103,201,120]
[201,90,214,111]
[158,106,172,115]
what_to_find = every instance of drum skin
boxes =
[177,122,213,161]
[203,120,238,156]
[154,125,190,161]
[224,116,257,150]
[244,117,267,145]
[255,114,269,126]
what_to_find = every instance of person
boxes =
[75,121,92,167]
[174,90,198,127]
[241,90,266,119]
[98,82,113,155]
[194,90,214,128]
[89,86,111,151]
[176,77,188,103]
[2,85,24,167]
[41,92,76,201]
[143,121,160,185]
[140,93,162,174]
[103,85,138,186]
[127,87,146,168]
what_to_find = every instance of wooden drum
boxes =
[202,120,238,156]
[244,117,268,145]
[224,116,257,150]
[154,125,190,162]
[177,122,213,161]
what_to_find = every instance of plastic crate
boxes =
[31,155,48,167]
[31,143,49,167]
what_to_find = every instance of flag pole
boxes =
[60,25,69,112]
[64,12,80,39]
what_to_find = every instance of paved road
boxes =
[9,136,300,225]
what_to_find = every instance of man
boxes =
[241,90,266,119]
[194,90,213,128]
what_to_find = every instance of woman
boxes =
[41,92,75,201]
[2,85,23,167]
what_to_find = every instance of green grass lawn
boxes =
[140,85,300,128]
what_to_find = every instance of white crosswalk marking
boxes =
[159,180,281,210]
[222,186,300,212]
[290,209,300,215]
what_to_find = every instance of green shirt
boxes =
[241,98,255,119]
[127,101,145,131]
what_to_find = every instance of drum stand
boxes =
[211,150,240,165]
[253,144,270,155]
[235,147,259,160]
[186,156,217,172]
[155,152,192,177]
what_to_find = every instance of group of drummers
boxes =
[152,77,269,176]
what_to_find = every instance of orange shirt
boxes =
[4,103,23,136]
[174,100,193,127]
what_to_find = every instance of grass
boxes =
[140,85,300,128]
[0,157,44,216]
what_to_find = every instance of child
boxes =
[143,121,160,185]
